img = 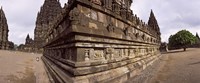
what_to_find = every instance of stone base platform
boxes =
[42,54,160,83]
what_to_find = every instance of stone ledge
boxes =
[42,54,160,83]
[43,54,159,76]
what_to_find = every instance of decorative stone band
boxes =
[42,54,160,83]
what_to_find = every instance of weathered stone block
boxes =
[98,12,106,23]
[89,22,98,29]
[81,5,91,18]
[91,10,98,20]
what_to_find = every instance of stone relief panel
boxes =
[112,0,121,14]
[69,8,80,23]
[82,47,158,62]
[114,49,121,58]
[124,26,136,40]
[135,48,139,57]
[107,23,115,32]
[65,48,72,60]
[81,6,91,18]
[85,48,106,60]
[93,49,105,60]
[129,49,135,58]
[124,26,132,36]
[105,48,115,60]
[84,49,90,61]
[90,0,102,5]
[124,49,129,57]
[102,0,112,10]
[69,7,89,27]
[53,29,58,37]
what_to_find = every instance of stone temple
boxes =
[33,0,62,52]
[0,7,13,50]
[42,0,161,83]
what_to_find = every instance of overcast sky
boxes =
[1,0,200,45]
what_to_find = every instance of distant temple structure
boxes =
[19,0,62,53]
[41,0,161,83]
[33,0,62,52]
[18,34,34,52]
[0,7,14,50]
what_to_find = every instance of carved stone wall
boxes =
[42,0,161,83]
[33,0,62,52]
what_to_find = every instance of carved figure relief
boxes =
[94,50,105,60]
[102,0,112,10]
[112,0,121,14]
[105,48,115,60]
[90,0,102,5]
[120,49,124,57]
[69,8,89,26]
[124,49,129,57]
[65,49,69,60]
[107,23,115,32]
[129,49,135,58]
[142,34,146,41]
[53,29,58,37]
[114,49,121,58]
[116,0,122,4]
[69,8,80,22]
[124,26,132,36]
[135,48,139,57]
[85,49,90,61]
[58,25,63,34]
[135,33,139,39]
[124,26,136,40]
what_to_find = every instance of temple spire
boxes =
[34,0,62,51]
[148,9,160,34]
[0,6,9,49]
[26,34,30,40]
[0,6,6,21]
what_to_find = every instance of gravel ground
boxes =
[0,50,50,83]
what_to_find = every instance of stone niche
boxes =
[42,0,161,83]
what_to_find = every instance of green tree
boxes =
[168,30,197,51]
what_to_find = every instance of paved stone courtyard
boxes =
[1,48,200,83]
[0,50,49,83]
[149,48,200,83]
